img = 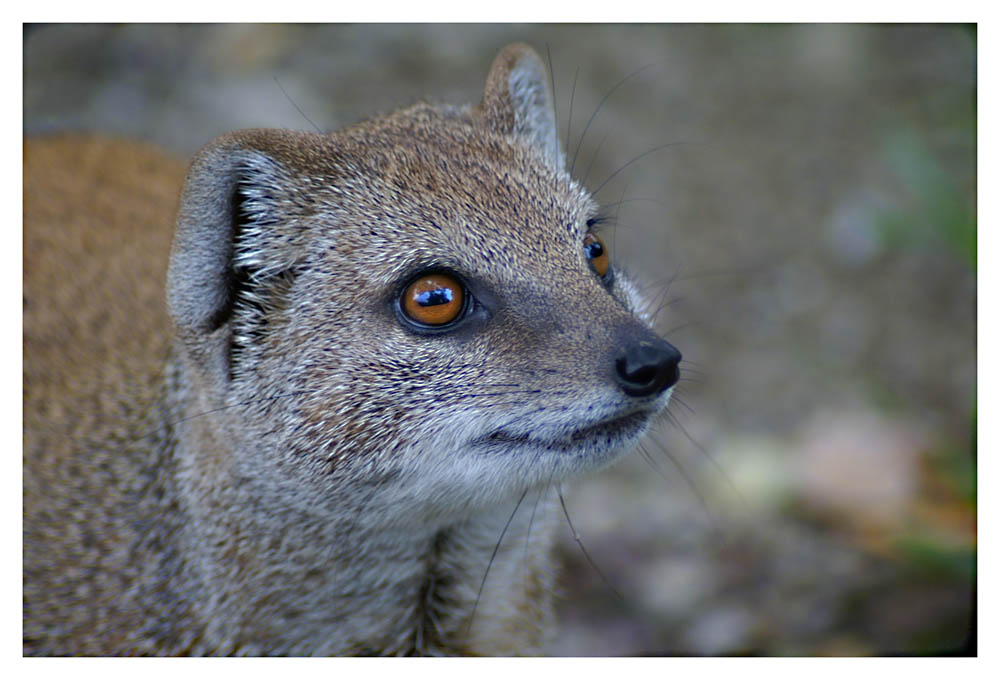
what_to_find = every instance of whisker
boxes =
[580,132,608,188]
[666,265,763,283]
[636,272,680,296]
[599,220,646,233]
[658,320,703,342]
[524,468,556,596]
[651,295,683,325]
[566,65,580,163]
[544,43,557,134]
[636,441,682,493]
[668,394,696,416]
[468,487,530,633]
[647,271,681,323]
[452,389,545,400]
[273,76,322,134]
[660,320,698,338]
[570,62,656,176]
[664,413,750,515]
[646,431,724,541]
[479,402,564,435]
[598,196,671,213]
[592,142,688,197]
[558,489,622,600]
[612,181,630,257]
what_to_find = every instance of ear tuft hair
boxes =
[166,130,309,382]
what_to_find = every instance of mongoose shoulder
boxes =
[23,43,681,656]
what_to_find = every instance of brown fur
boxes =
[23,44,679,655]
[23,136,187,653]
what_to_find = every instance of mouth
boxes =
[473,409,653,454]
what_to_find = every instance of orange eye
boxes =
[401,273,466,326]
[583,232,610,278]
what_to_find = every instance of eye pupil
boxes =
[416,288,453,307]
[583,232,610,278]
[402,273,465,327]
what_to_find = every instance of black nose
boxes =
[615,338,681,397]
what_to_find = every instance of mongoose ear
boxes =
[167,129,307,380]
[481,43,562,168]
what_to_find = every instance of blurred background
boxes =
[23,24,976,655]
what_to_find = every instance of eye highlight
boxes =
[401,273,466,327]
[583,232,610,278]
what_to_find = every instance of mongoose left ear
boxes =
[167,129,312,384]
[481,43,562,168]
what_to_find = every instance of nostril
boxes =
[615,339,681,397]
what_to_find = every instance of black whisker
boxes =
[558,489,622,600]
[545,44,557,134]
[566,65,580,164]
[651,295,682,325]
[612,181,630,257]
[636,272,680,296]
[664,412,750,515]
[273,76,322,134]
[667,267,751,283]
[646,430,724,540]
[660,320,701,338]
[598,196,671,213]
[647,271,681,323]
[478,402,566,436]
[570,62,656,176]
[468,487,531,633]
[677,365,707,377]
[592,142,687,197]
[524,468,556,592]
[580,132,608,187]
[676,376,704,389]
[668,394,696,416]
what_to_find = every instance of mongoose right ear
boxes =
[167,129,309,381]
[481,43,562,168]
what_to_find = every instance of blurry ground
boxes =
[23,24,977,655]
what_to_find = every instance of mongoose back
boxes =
[23,43,681,656]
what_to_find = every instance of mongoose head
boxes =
[166,44,681,528]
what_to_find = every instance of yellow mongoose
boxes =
[23,43,681,655]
